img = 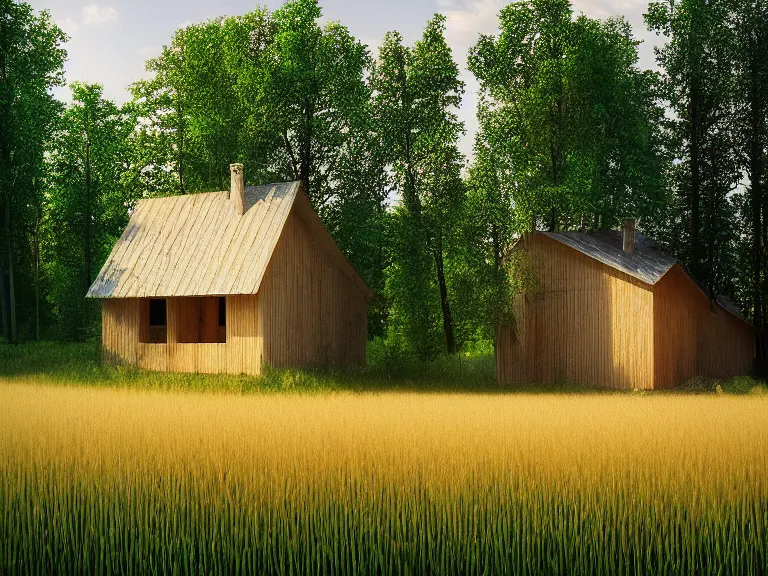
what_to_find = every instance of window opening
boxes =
[144,299,167,343]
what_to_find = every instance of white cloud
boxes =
[82,5,119,27]
[440,0,503,51]
[437,0,505,159]
[57,16,80,38]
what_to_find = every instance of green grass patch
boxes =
[1,340,764,395]
[0,340,501,394]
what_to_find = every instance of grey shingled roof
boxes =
[715,296,749,323]
[542,229,676,285]
[542,229,751,326]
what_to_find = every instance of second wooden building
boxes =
[497,222,754,390]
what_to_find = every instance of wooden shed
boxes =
[86,164,372,375]
[497,223,754,390]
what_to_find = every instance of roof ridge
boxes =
[540,229,676,286]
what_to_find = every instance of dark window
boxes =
[144,298,167,344]
[218,297,226,327]
[217,297,226,343]
[149,299,167,327]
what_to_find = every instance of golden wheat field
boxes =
[1,380,767,575]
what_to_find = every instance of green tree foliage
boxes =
[45,83,132,340]
[260,0,390,336]
[730,0,768,359]
[455,137,517,344]
[469,0,666,232]
[6,0,768,364]
[131,1,388,337]
[646,0,740,299]
[464,0,667,347]
[130,15,255,195]
[0,0,66,343]
[372,15,466,357]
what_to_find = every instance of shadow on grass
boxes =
[1,341,765,396]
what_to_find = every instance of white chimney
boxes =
[622,218,635,254]
[230,163,244,216]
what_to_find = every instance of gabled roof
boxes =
[540,229,751,327]
[715,295,750,324]
[542,229,675,285]
[87,181,371,299]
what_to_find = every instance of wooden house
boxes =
[86,164,372,375]
[497,222,754,390]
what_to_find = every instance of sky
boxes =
[38,0,662,158]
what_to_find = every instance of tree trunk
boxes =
[689,78,702,282]
[491,220,502,358]
[3,192,16,343]
[748,27,767,365]
[547,97,564,232]
[85,139,93,292]
[300,99,314,199]
[434,233,455,354]
[34,208,40,341]
[177,96,185,195]
[0,47,16,343]
[1,267,9,340]
[402,130,422,216]
[491,221,502,274]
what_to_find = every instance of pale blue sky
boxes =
[38,0,661,157]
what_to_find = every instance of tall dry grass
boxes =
[1,381,767,574]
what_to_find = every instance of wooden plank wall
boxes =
[497,234,655,389]
[102,295,261,375]
[653,265,753,387]
[697,306,754,379]
[102,298,141,367]
[259,210,368,369]
[226,294,262,375]
[496,235,755,390]
[652,266,702,389]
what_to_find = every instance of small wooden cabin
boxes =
[86,164,372,375]
[498,223,754,390]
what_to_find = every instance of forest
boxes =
[1,0,767,365]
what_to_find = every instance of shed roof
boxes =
[541,229,751,326]
[87,181,371,299]
[541,229,675,285]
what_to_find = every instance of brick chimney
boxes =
[230,163,244,216]
[622,218,635,254]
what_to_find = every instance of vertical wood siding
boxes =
[653,265,753,388]
[652,266,700,389]
[498,234,754,389]
[102,295,261,375]
[101,209,367,374]
[698,307,754,379]
[102,298,141,367]
[226,294,262,375]
[259,210,368,369]
[498,234,655,389]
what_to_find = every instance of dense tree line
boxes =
[1,0,767,364]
